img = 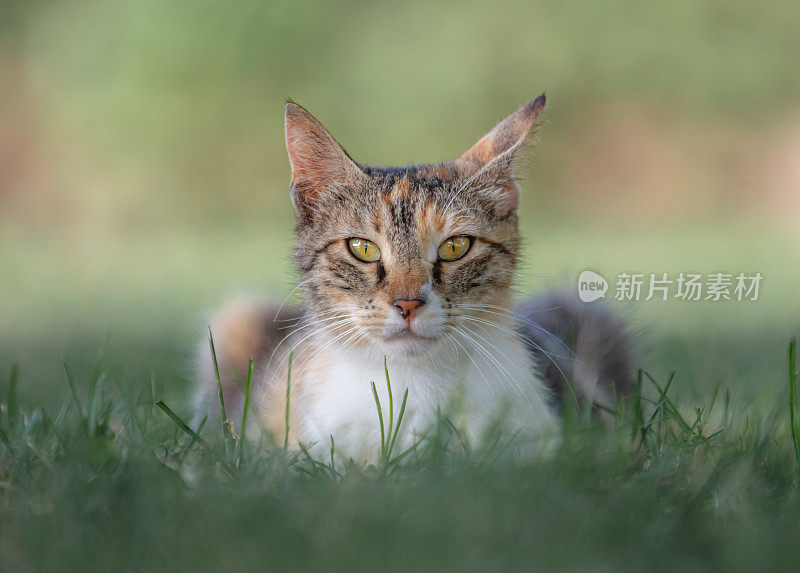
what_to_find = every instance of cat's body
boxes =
[194,95,633,460]
[196,297,559,458]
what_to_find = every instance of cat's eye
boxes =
[437,236,471,261]
[347,238,381,262]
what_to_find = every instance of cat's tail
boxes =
[515,291,635,421]
[193,297,301,427]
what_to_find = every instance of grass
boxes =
[2,336,800,572]
[370,358,415,474]
[790,337,800,483]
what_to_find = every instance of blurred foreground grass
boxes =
[1,339,799,571]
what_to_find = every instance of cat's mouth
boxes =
[381,328,438,352]
[384,331,431,342]
[379,307,446,352]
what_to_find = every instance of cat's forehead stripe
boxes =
[390,175,413,199]
[417,199,447,237]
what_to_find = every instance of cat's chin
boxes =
[379,331,440,356]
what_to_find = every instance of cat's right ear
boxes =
[285,101,365,220]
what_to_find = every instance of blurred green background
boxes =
[1,0,798,409]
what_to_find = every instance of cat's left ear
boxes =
[455,93,546,212]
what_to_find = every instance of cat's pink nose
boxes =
[393,298,424,321]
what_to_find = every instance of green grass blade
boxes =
[592,401,618,417]
[631,368,644,445]
[645,371,691,433]
[238,357,254,468]
[385,357,394,449]
[371,381,386,458]
[189,415,208,450]
[87,371,104,436]
[789,337,799,482]
[284,351,293,450]
[387,388,409,461]
[150,370,157,418]
[297,441,341,479]
[62,361,85,421]
[387,435,425,468]
[208,328,234,456]
[156,400,209,449]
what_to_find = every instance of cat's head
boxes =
[285,96,545,357]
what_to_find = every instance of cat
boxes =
[194,94,633,461]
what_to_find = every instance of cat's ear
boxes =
[455,93,546,212]
[285,101,365,218]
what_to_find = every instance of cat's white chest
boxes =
[294,332,557,461]
[294,355,442,459]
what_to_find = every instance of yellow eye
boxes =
[348,238,381,262]
[437,236,471,261]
